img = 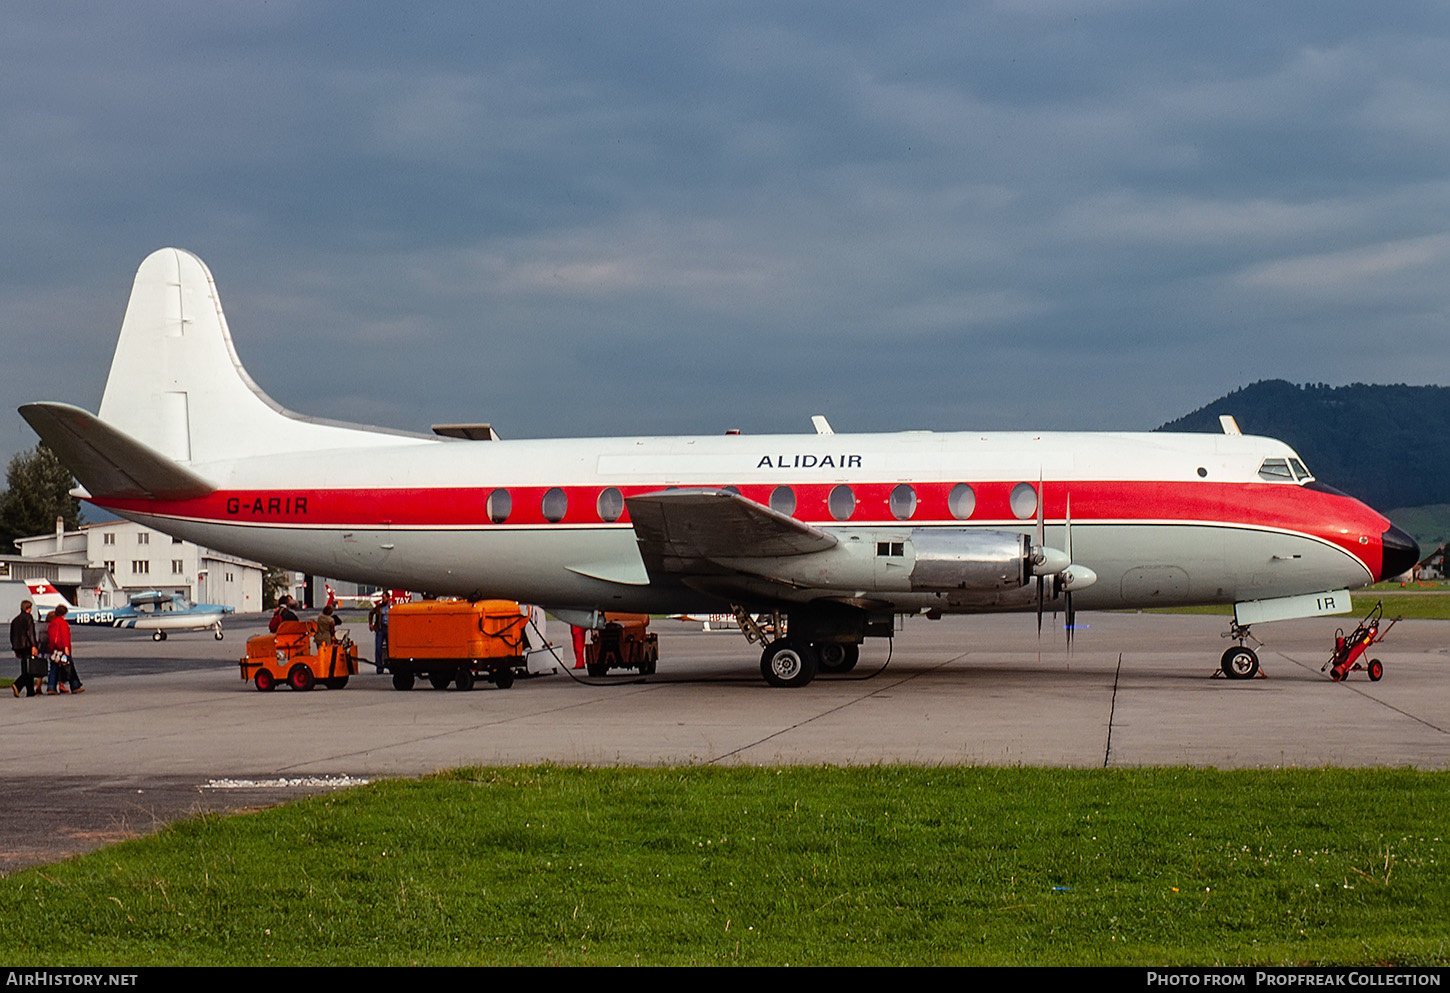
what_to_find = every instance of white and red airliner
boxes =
[20,249,1418,686]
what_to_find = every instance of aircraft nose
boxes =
[1380,524,1420,581]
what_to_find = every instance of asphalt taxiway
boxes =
[2,610,1446,871]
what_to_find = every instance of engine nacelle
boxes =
[908,528,1033,591]
[718,527,1039,594]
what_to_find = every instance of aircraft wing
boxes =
[18,402,215,500]
[626,488,837,578]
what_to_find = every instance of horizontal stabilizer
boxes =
[627,488,836,577]
[18,402,215,500]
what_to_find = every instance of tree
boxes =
[262,567,291,609]
[0,443,84,553]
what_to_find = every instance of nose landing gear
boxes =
[1218,620,1264,680]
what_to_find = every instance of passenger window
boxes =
[889,484,917,521]
[770,485,796,516]
[541,487,568,523]
[597,487,624,523]
[1010,482,1038,520]
[948,483,976,520]
[486,488,511,524]
[829,484,856,521]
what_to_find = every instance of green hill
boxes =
[1156,380,1450,512]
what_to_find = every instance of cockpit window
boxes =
[1259,457,1314,483]
[1257,458,1294,481]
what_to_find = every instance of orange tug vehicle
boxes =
[384,599,532,691]
[242,620,360,691]
[584,614,659,677]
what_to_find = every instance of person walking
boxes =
[10,600,40,697]
[45,604,83,695]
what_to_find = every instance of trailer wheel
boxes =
[1368,659,1383,682]
[1220,646,1259,680]
[587,662,608,678]
[392,671,415,691]
[324,677,349,690]
[254,669,275,692]
[494,669,514,690]
[288,664,315,692]
[428,672,451,691]
[455,668,475,692]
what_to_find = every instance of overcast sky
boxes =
[4,2,1449,468]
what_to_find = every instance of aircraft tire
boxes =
[288,664,315,692]
[1368,659,1383,682]
[152,631,164,642]
[254,669,275,692]
[1220,646,1259,680]
[760,639,818,688]
[816,643,859,674]
[455,668,476,692]
[215,629,224,641]
[392,671,415,691]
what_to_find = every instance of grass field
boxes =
[0,766,1445,966]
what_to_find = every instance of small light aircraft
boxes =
[20,249,1419,685]
[24,579,234,640]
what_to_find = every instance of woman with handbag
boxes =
[45,604,83,695]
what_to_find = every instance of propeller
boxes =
[1063,493,1075,649]
[1030,477,1068,635]
[1031,485,1097,648]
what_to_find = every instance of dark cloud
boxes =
[4,1,1450,466]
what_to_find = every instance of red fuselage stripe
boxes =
[95,479,1389,575]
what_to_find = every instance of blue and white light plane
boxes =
[26,580,233,641]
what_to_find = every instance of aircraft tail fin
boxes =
[92,248,432,465]
[24,580,75,612]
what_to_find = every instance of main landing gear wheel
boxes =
[760,639,818,688]
[816,643,859,674]
[1220,646,1260,680]
[392,671,415,691]
[152,630,167,642]
[288,663,315,692]
[254,668,275,692]
[214,627,224,641]
[1368,658,1384,682]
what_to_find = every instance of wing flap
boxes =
[626,489,836,577]
[18,402,215,500]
